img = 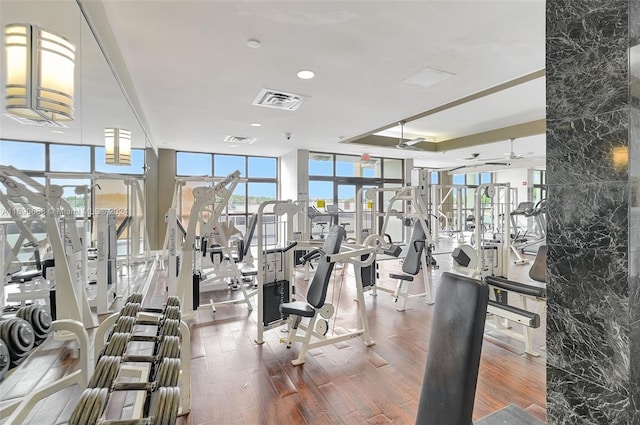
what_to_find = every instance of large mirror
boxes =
[0,0,158,250]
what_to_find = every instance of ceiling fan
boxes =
[395,121,423,151]
[484,137,534,165]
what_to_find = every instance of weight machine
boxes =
[254,199,303,344]
[451,183,511,280]
[0,165,95,329]
[279,225,387,365]
[356,186,438,307]
[177,170,257,317]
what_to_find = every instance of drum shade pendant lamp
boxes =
[4,24,76,122]
[105,128,132,166]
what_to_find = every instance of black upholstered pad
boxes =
[305,225,345,309]
[415,272,488,425]
[528,245,546,283]
[389,273,413,282]
[402,221,426,276]
[279,301,316,318]
[279,225,346,317]
[485,275,546,298]
[11,269,42,283]
[243,214,258,257]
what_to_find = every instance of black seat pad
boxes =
[11,270,42,283]
[390,273,413,282]
[528,245,547,283]
[279,301,316,318]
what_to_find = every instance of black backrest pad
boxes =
[529,245,547,283]
[415,272,489,425]
[243,214,257,257]
[306,225,345,309]
[402,220,426,275]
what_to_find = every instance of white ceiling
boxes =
[1,0,546,170]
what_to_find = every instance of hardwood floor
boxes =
[175,244,547,425]
[1,242,546,424]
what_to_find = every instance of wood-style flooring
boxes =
[1,241,546,424]
[175,246,546,425]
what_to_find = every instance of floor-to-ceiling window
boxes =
[176,151,278,245]
[308,152,404,240]
[0,139,146,256]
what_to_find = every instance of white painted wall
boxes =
[494,168,530,206]
[281,149,309,202]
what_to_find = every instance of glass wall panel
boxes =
[215,154,245,177]
[50,145,91,172]
[95,147,145,175]
[247,182,276,214]
[248,157,276,178]
[176,152,211,176]
[384,159,403,179]
[0,141,45,170]
[309,153,333,176]
[48,178,91,217]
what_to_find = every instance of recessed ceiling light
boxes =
[52,130,64,133]
[250,123,262,127]
[297,70,315,80]
[247,38,262,48]
[230,144,238,148]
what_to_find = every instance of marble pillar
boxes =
[546,0,640,423]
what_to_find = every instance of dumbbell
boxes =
[102,333,181,361]
[16,305,52,345]
[0,340,10,382]
[88,355,181,390]
[68,387,109,425]
[70,386,181,425]
[0,318,34,367]
[125,293,181,310]
[119,302,181,322]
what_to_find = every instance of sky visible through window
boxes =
[176,152,277,198]
[0,141,46,170]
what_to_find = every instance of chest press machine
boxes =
[279,225,387,366]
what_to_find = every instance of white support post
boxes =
[167,208,178,296]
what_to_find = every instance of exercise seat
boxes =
[279,225,345,365]
[415,272,488,425]
[279,301,316,318]
[528,245,546,283]
[388,220,429,310]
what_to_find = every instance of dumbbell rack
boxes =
[0,318,90,424]
[73,294,191,424]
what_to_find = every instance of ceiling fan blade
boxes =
[484,161,510,166]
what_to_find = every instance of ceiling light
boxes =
[250,123,262,127]
[247,39,262,48]
[230,144,238,148]
[52,130,64,133]
[297,70,315,80]
[105,128,132,166]
[5,24,76,123]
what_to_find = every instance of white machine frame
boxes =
[280,234,386,366]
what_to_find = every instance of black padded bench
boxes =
[484,275,546,299]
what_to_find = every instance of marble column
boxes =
[546,0,640,423]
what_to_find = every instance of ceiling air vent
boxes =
[252,88,308,111]
[4,113,68,128]
[224,135,257,144]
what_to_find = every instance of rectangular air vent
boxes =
[224,135,257,144]
[4,113,68,128]
[252,88,308,111]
